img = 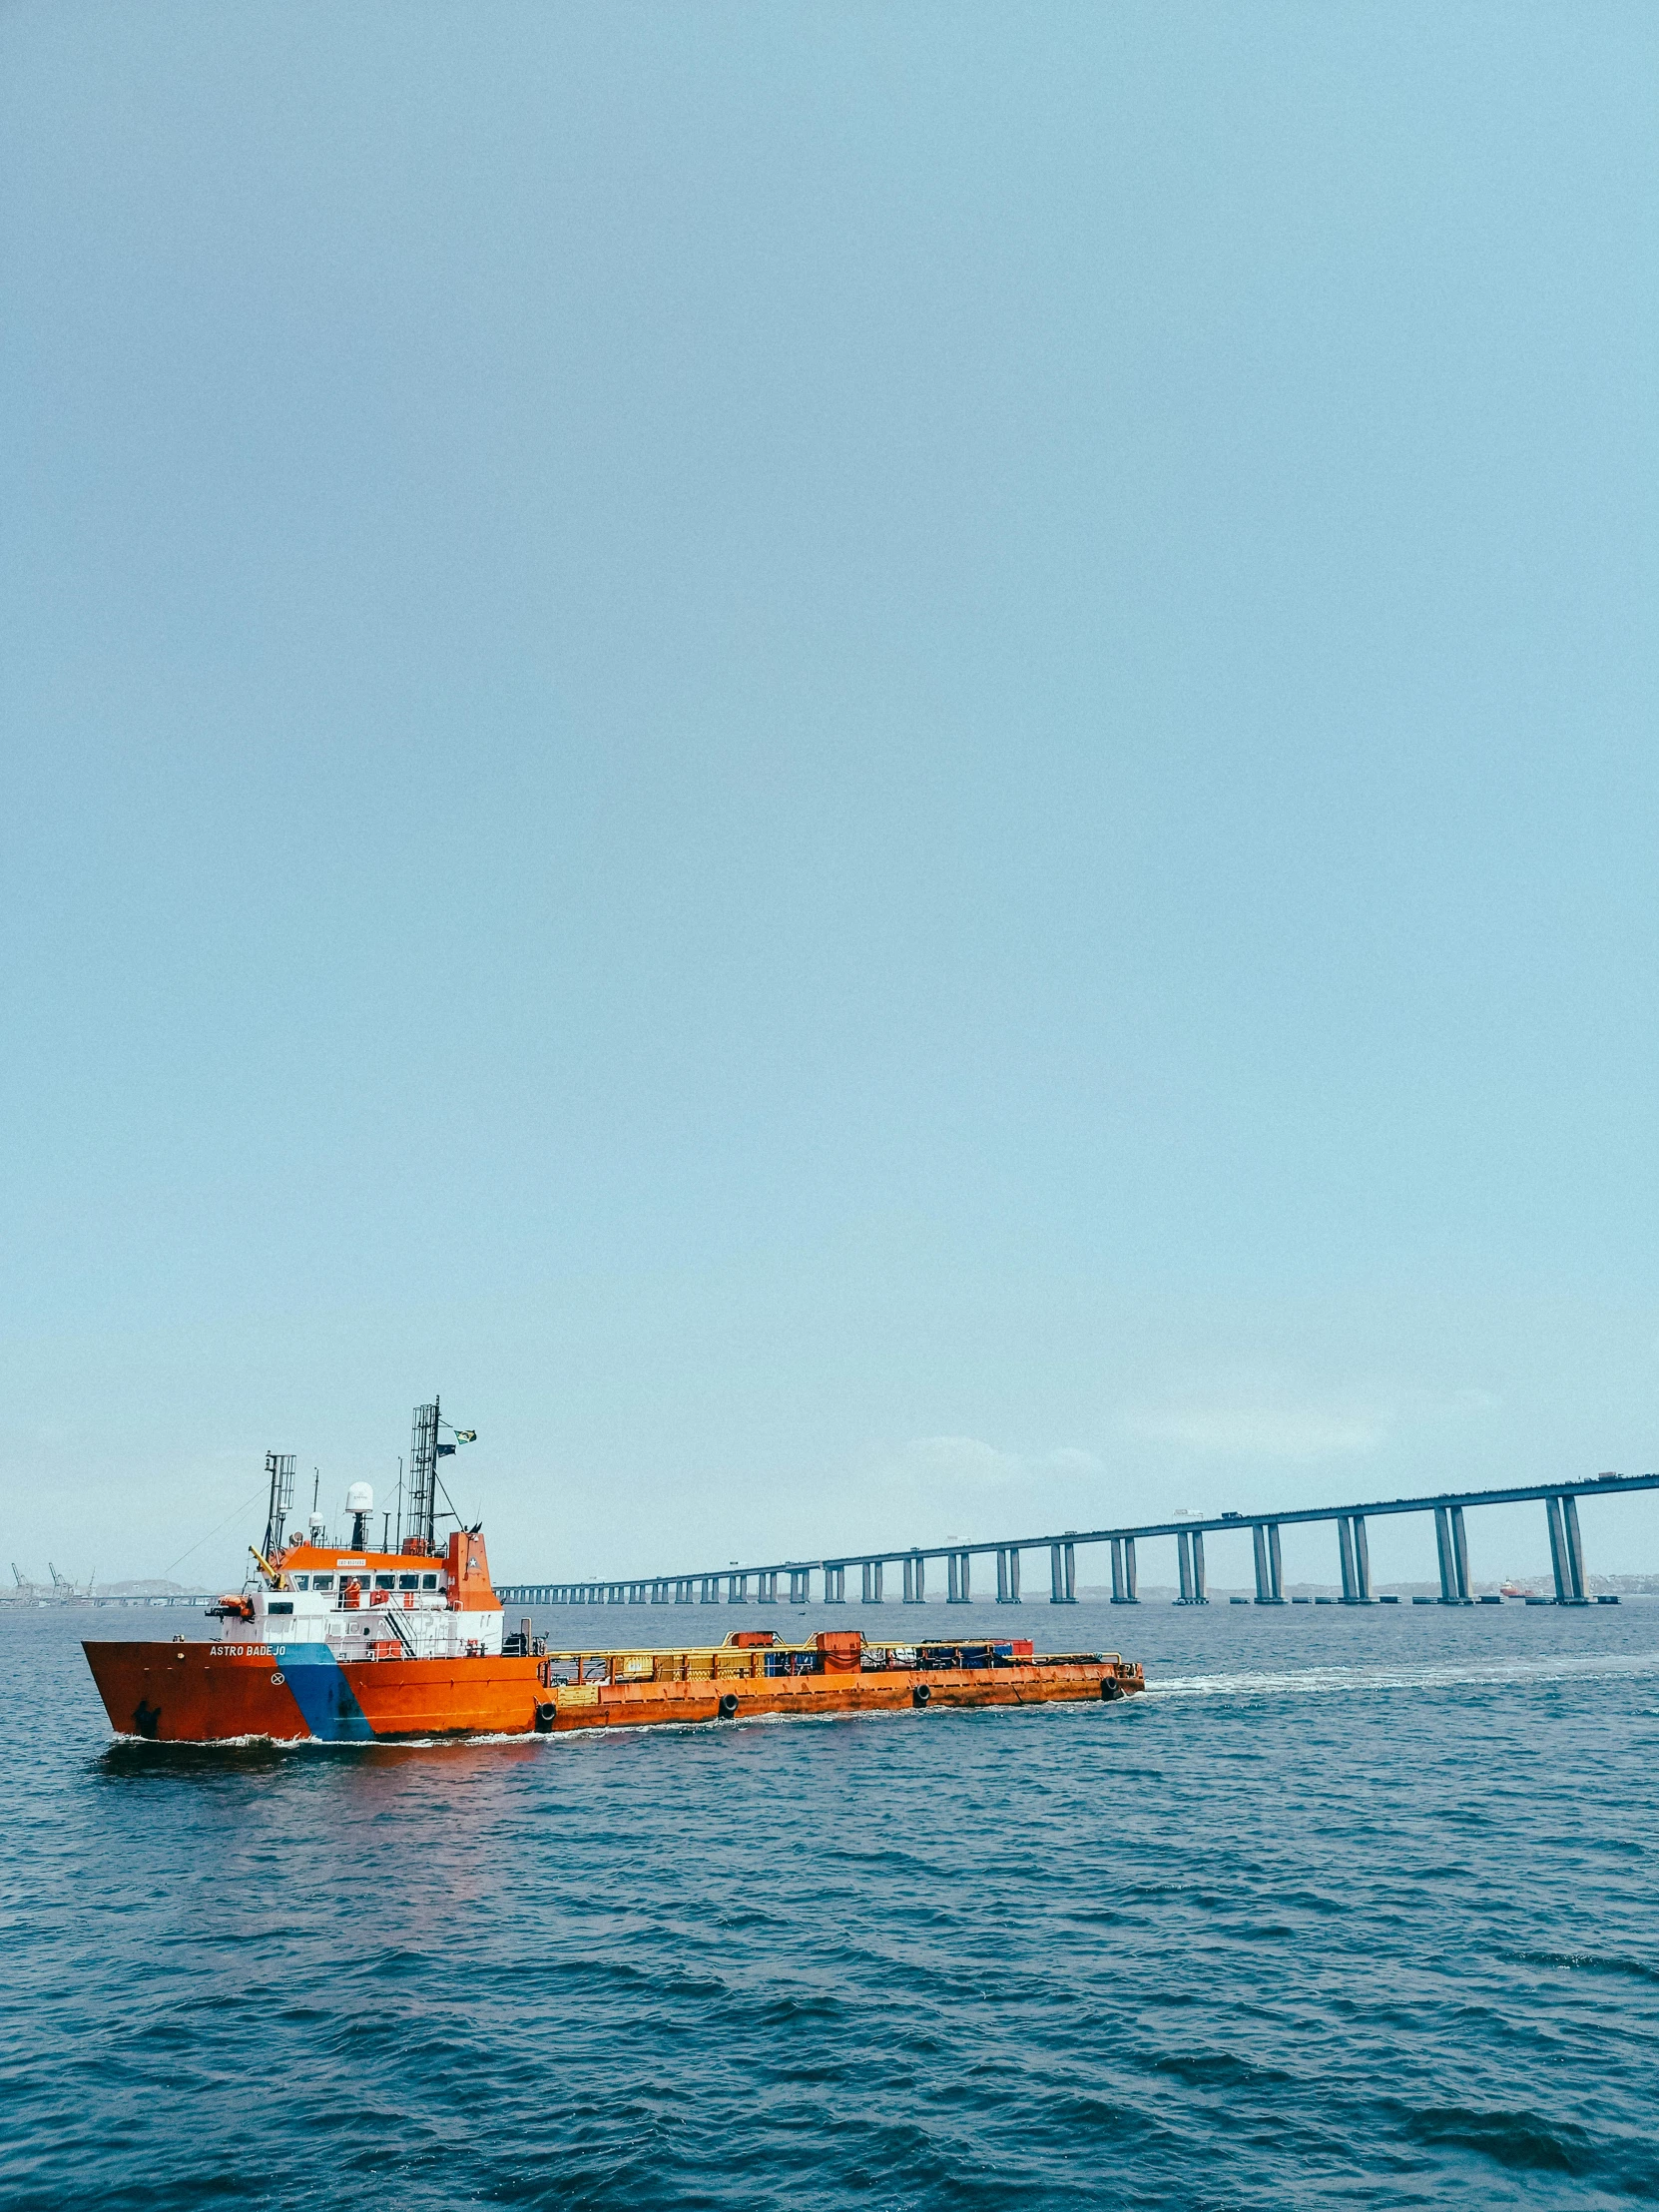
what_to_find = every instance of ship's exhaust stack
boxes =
[262,1451,296,1560]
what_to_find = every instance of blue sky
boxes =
[4,3,1657,1591]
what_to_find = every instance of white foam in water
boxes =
[1148,1647,1659,1703]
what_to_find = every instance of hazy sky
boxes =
[5,3,1657,1592]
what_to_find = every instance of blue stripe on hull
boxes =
[272,1642,376,1741]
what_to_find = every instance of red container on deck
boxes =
[815,1631,862,1673]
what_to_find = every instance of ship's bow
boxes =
[83,1640,315,1743]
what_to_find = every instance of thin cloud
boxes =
[1123,1403,1388,1459]
[893,1436,1104,1490]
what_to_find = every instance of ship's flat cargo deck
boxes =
[541,1654,1143,1732]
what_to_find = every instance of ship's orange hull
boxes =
[83,1640,550,1743]
[85,1639,1142,1743]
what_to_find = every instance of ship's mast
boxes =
[408,1399,440,1556]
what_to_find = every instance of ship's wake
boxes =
[1146,1645,1659,1704]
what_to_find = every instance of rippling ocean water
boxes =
[4,1597,1657,2208]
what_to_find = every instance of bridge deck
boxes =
[498,1470,1659,1602]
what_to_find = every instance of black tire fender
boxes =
[912,1682,931,1708]
[1100,1677,1124,1702]
[534,1700,557,1732]
[717,1692,739,1720]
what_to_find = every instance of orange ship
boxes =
[82,1408,1146,1743]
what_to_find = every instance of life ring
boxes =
[912,1682,931,1708]
[1100,1677,1124,1702]
[533,1700,557,1733]
[717,1693,739,1720]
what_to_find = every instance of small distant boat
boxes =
[83,1408,1145,1743]
[1499,1579,1532,1598]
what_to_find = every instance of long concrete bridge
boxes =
[496,1469,1658,1612]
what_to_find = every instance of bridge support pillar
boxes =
[1546,1496,1568,1601]
[1562,1494,1586,1601]
[1176,1529,1207,1603]
[727,1573,748,1603]
[946,1551,970,1604]
[699,1576,719,1603]
[1547,1495,1587,1603]
[903,1555,925,1603]
[651,1580,669,1603]
[1451,1505,1471,1602]
[758,1570,778,1603]
[789,1568,811,1603]
[861,1560,883,1603]
[1435,1506,1471,1602]
[1338,1516,1373,1602]
[1049,1541,1077,1604]
[825,1564,846,1603]
[674,1578,693,1603]
[995,1547,1020,1603]
[1253,1524,1284,1603]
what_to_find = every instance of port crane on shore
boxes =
[9,1561,98,1603]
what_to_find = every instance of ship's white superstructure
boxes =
[229,1575,504,1659]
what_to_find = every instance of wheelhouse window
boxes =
[268,1601,293,1615]
[290,1575,308,1589]
[310,1575,333,1592]
[374,1573,394,1590]
[397,1573,419,1591]
[421,1573,438,1590]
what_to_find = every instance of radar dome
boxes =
[344,1481,373,1513]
